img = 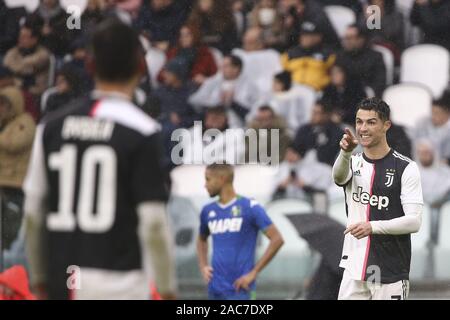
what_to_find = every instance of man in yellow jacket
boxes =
[281,21,335,91]
[0,86,36,250]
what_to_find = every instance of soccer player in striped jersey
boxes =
[23,19,176,300]
[197,164,284,300]
[333,97,423,300]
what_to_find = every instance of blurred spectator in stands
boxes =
[232,27,283,93]
[416,139,450,208]
[187,0,239,54]
[292,100,344,166]
[362,0,405,61]
[3,24,50,97]
[189,54,262,128]
[322,63,366,126]
[41,66,82,116]
[116,0,143,20]
[27,0,73,58]
[268,70,316,136]
[0,87,35,250]
[231,0,247,41]
[154,57,199,157]
[247,0,285,50]
[135,0,192,50]
[246,105,291,163]
[273,147,332,200]
[80,0,106,38]
[317,0,363,16]
[0,66,39,122]
[414,96,450,160]
[176,106,245,165]
[410,0,450,50]
[281,21,335,91]
[162,24,217,86]
[336,24,386,97]
[387,123,412,158]
[0,0,27,63]
[280,0,340,50]
[63,36,93,93]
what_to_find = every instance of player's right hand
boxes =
[201,266,213,284]
[340,128,358,152]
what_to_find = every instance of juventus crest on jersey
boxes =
[338,149,423,284]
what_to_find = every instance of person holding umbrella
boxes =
[197,163,284,300]
[332,97,423,300]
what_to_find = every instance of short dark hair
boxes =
[433,91,450,112]
[348,23,369,39]
[274,71,292,91]
[206,163,234,182]
[205,105,227,116]
[316,99,333,114]
[356,97,390,121]
[21,22,41,40]
[258,105,275,116]
[90,18,143,82]
[224,54,243,71]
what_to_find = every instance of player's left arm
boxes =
[346,162,423,239]
[234,203,284,291]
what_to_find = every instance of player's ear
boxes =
[384,120,392,132]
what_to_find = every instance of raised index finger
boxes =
[344,128,355,139]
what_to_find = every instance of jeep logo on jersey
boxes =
[208,218,243,234]
[352,186,389,210]
[385,170,395,187]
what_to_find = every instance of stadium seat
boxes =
[144,46,166,89]
[234,165,279,206]
[400,44,450,99]
[327,198,347,226]
[395,0,416,15]
[373,44,395,86]
[232,48,283,93]
[60,0,88,12]
[434,201,450,280]
[382,83,432,128]
[208,47,224,69]
[257,199,316,297]
[324,5,356,39]
[410,204,431,280]
[269,84,317,134]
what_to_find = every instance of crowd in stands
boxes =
[0,0,450,256]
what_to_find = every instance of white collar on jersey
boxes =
[91,89,132,101]
[217,197,238,209]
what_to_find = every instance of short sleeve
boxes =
[249,199,273,232]
[401,162,424,205]
[131,132,169,205]
[199,207,210,238]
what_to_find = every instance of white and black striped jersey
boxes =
[337,149,423,284]
[24,93,169,299]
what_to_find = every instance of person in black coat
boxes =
[387,123,412,159]
[410,0,450,50]
[322,63,367,126]
[292,100,344,166]
[27,0,73,57]
[336,24,386,97]
[135,0,193,48]
[281,0,341,51]
[0,1,27,61]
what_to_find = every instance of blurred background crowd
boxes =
[0,0,450,298]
